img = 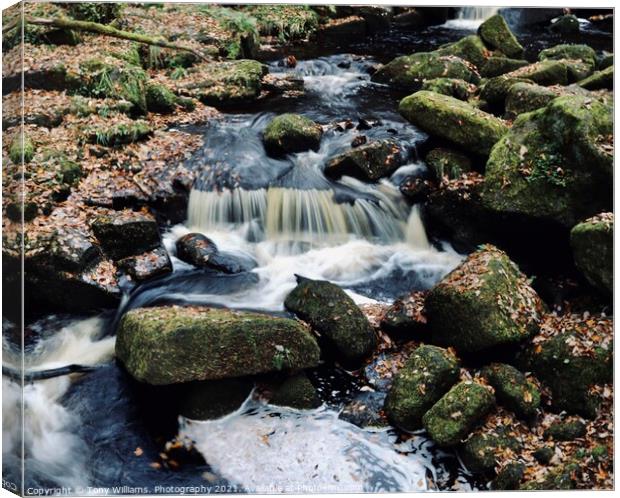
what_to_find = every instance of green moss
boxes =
[422,382,495,447]
[384,345,460,431]
[504,82,557,117]
[505,60,569,86]
[284,278,376,364]
[58,158,83,186]
[533,445,555,465]
[492,462,525,490]
[462,428,522,473]
[544,420,586,441]
[521,463,580,490]
[570,214,613,294]
[263,113,322,156]
[539,44,597,70]
[479,75,532,107]
[578,65,613,90]
[480,56,528,78]
[421,78,476,101]
[116,306,321,385]
[245,5,319,41]
[479,14,524,58]
[435,35,489,69]
[9,135,35,164]
[269,373,321,409]
[481,363,540,419]
[65,2,122,24]
[85,120,153,147]
[425,148,472,180]
[399,91,508,156]
[145,83,178,114]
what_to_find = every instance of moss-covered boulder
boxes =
[504,60,569,86]
[544,419,586,441]
[550,14,580,35]
[179,378,254,420]
[284,277,376,364]
[384,345,460,431]
[479,14,524,58]
[9,135,35,164]
[504,82,593,117]
[481,56,529,78]
[435,35,490,68]
[425,148,472,181]
[482,95,613,228]
[399,91,508,155]
[145,83,178,114]
[269,373,321,409]
[492,462,526,490]
[116,305,321,385]
[479,75,532,107]
[518,313,612,418]
[481,363,540,419]
[521,463,580,490]
[91,210,161,260]
[425,245,545,353]
[533,445,555,465]
[578,65,613,90]
[422,382,495,447]
[324,139,403,181]
[421,78,476,101]
[462,427,522,473]
[598,52,613,70]
[84,120,153,147]
[539,44,597,70]
[263,113,322,156]
[570,213,613,294]
[372,52,479,92]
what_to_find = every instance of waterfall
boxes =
[456,6,499,21]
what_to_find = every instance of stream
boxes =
[2,9,613,495]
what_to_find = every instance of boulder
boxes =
[539,44,597,70]
[462,427,523,473]
[324,139,403,181]
[179,378,254,420]
[422,382,495,447]
[481,363,541,419]
[145,83,178,114]
[504,60,569,86]
[399,91,508,155]
[543,419,586,441]
[269,373,321,409]
[482,95,613,228]
[533,445,556,465]
[317,16,367,44]
[116,305,321,385]
[425,148,472,181]
[263,113,323,156]
[384,345,460,431]
[284,277,376,364]
[480,56,529,78]
[550,14,580,35]
[435,35,490,68]
[492,462,526,490]
[570,212,613,294]
[420,77,476,101]
[91,210,161,260]
[578,65,613,90]
[117,246,172,282]
[479,14,524,58]
[518,313,612,418]
[598,52,613,70]
[479,75,533,108]
[504,82,557,117]
[425,245,545,353]
[521,463,580,490]
[176,233,256,274]
[372,52,479,92]
[381,290,428,337]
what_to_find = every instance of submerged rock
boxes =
[372,52,479,91]
[480,56,529,78]
[570,213,613,294]
[269,373,321,410]
[420,77,476,101]
[263,113,323,156]
[91,210,161,260]
[284,277,376,364]
[479,14,524,58]
[425,245,545,354]
[481,363,540,419]
[324,139,403,181]
[422,382,495,447]
[399,91,508,155]
[384,345,460,431]
[116,306,321,385]
[340,390,387,428]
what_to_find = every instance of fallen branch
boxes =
[4,15,209,62]
[3,363,101,382]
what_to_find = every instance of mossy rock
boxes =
[399,91,508,155]
[269,373,321,409]
[284,277,376,365]
[598,52,613,70]
[9,135,35,164]
[533,445,555,465]
[521,463,580,490]
[425,245,545,353]
[263,113,322,156]
[145,83,178,114]
[479,14,524,58]
[116,306,321,385]
[562,59,595,82]
[544,419,586,441]
[384,345,460,431]
[462,427,522,473]
[539,44,597,70]
[420,78,476,101]
[481,363,540,419]
[504,82,557,117]
[58,158,83,186]
[179,378,254,420]
[380,291,428,337]
[578,65,613,90]
[425,148,472,181]
[550,14,580,35]
[324,139,403,181]
[480,56,529,78]
[570,213,613,294]
[84,120,153,147]
[422,382,495,447]
[435,35,490,69]
[492,462,526,490]
[482,95,613,228]
[504,60,569,86]
[91,211,161,260]
[479,75,533,107]
[372,52,480,92]
[5,200,38,222]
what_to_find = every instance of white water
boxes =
[443,6,500,30]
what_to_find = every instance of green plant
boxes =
[170,67,188,80]
[272,345,293,370]
[64,2,123,24]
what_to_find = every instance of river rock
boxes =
[479,75,533,108]
[570,213,613,294]
[269,373,321,409]
[504,60,569,86]
[91,210,161,260]
[284,277,376,364]
[425,245,545,353]
[263,113,323,156]
[462,427,523,473]
[399,91,508,155]
[521,463,580,490]
[176,233,217,265]
[479,14,524,58]
[425,148,472,181]
[116,305,321,385]
[436,35,490,68]
[482,94,613,228]
[578,65,613,90]
[539,44,597,70]
[492,462,526,490]
[533,445,555,465]
[384,345,460,431]
[117,246,173,282]
[420,77,477,101]
[372,52,480,92]
[179,378,254,420]
[481,56,529,78]
[550,14,580,35]
[422,382,495,447]
[481,363,541,419]
[598,52,613,70]
[324,139,403,181]
[505,82,571,117]
[544,419,586,441]
[381,291,428,337]
[517,313,612,418]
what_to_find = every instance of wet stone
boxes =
[91,210,161,260]
[340,390,388,428]
[118,246,173,282]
